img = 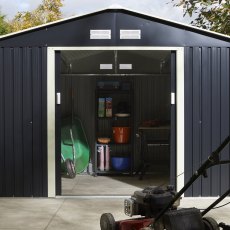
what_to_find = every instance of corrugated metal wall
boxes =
[1,46,229,197]
[185,47,230,196]
[0,47,47,197]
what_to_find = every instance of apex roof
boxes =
[0,6,229,40]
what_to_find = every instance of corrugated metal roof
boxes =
[0,6,229,40]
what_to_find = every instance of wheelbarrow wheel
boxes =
[100,213,116,230]
[203,217,219,230]
[65,158,76,178]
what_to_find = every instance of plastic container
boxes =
[112,127,130,143]
[111,156,130,171]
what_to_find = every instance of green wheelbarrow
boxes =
[61,117,90,178]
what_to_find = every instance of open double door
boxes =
[54,48,177,196]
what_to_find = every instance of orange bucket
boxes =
[112,127,130,143]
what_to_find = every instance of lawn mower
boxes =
[100,135,230,230]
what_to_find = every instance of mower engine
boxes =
[124,185,180,218]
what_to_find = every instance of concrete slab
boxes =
[0,197,229,229]
[0,198,63,229]
[46,198,127,230]
[62,174,169,196]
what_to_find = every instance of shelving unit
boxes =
[95,81,134,175]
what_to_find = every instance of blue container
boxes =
[111,156,130,171]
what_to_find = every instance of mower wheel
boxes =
[100,213,116,230]
[203,217,219,230]
[65,158,76,178]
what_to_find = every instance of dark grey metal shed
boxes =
[0,7,229,197]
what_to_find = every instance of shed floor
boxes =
[61,172,169,196]
[0,197,229,229]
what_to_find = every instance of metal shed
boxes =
[0,7,229,197]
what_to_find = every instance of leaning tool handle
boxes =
[153,135,230,227]
[69,129,76,163]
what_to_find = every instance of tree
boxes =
[11,0,63,32]
[0,12,11,35]
[172,0,230,35]
[35,0,63,23]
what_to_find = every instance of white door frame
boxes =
[47,46,184,197]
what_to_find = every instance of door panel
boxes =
[55,51,62,195]
[170,51,177,188]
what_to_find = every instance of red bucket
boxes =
[112,127,130,144]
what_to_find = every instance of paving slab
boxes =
[0,197,229,229]
[0,198,63,230]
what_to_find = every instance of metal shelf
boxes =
[95,81,134,176]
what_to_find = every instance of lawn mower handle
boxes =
[201,188,230,216]
[153,135,230,226]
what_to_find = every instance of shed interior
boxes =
[60,50,172,195]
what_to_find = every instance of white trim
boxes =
[47,47,56,197]
[47,46,185,197]
[1,7,229,40]
[176,48,185,193]
[50,47,180,51]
